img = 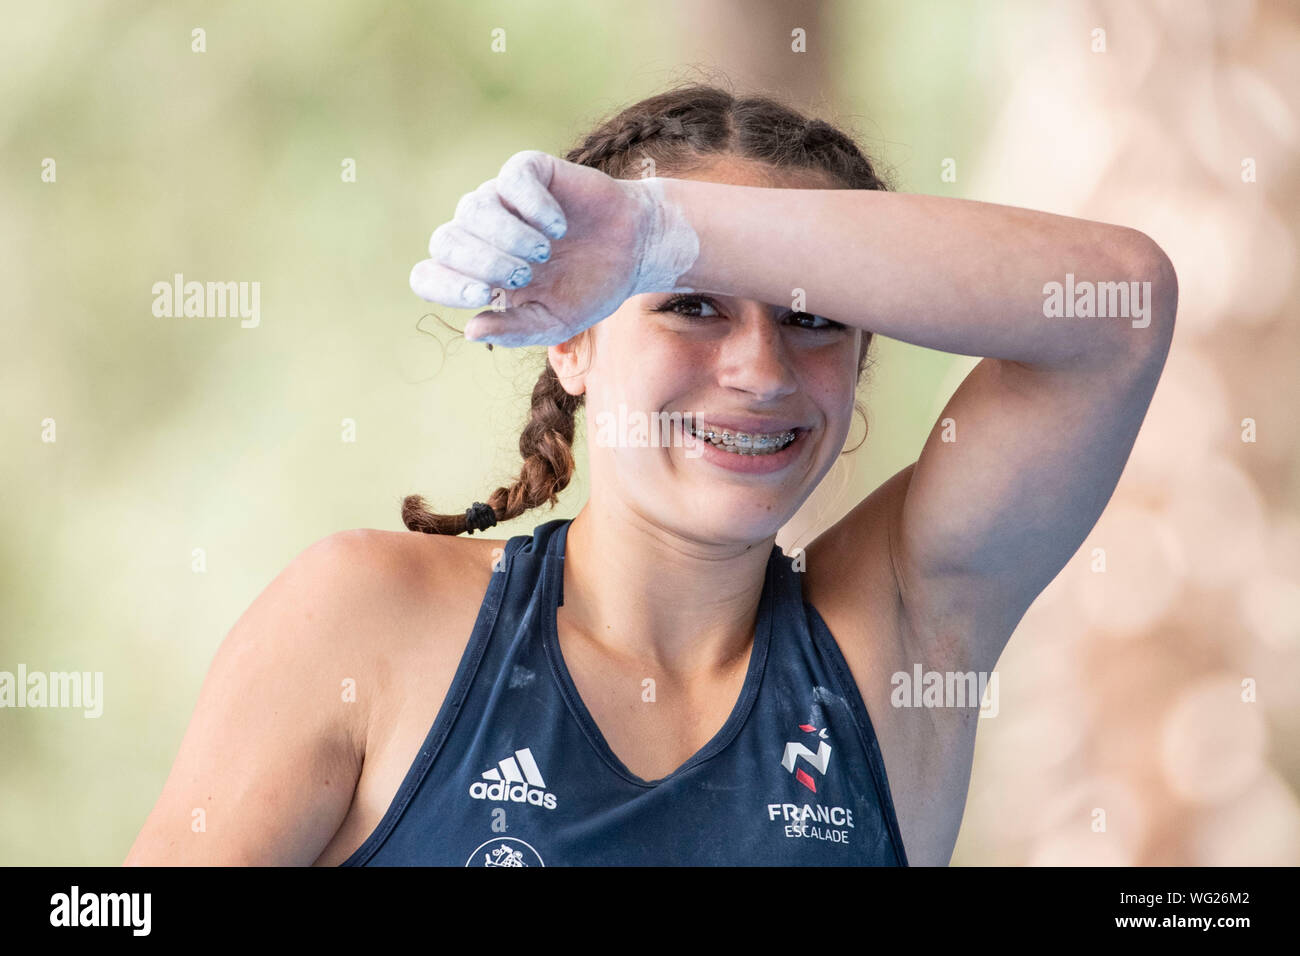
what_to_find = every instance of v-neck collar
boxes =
[538,518,777,788]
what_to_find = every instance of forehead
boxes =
[674,154,842,191]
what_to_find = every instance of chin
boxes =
[667,502,789,547]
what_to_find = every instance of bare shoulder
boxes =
[800,463,979,866]
[306,527,505,866]
[313,527,502,642]
[306,526,503,745]
[278,526,499,692]
[124,526,500,865]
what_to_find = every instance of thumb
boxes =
[464,301,572,349]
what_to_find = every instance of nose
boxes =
[712,306,799,402]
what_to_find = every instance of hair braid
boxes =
[402,362,581,535]
[564,109,707,176]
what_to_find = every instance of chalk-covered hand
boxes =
[409,150,699,348]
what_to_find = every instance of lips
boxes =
[689,417,806,436]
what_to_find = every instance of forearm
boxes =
[664,179,1176,368]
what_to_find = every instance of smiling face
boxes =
[548,154,865,546]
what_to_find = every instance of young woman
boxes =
[126,85,1176,867]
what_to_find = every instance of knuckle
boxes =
[456,183,495,218]
[502,150,548,184]
[502,150,535,172]
[427,223,454,255]
[409,259,433,291]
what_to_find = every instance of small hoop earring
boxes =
[839,404,869,456]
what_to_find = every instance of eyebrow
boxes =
[654,291,790,312]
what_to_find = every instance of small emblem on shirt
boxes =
[767,723,852,844]
[781,723,832,792]
[466,837,546,867]
[469,746,558,809]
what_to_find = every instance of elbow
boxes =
[1123,229,1178,350]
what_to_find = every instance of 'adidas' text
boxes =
[470,747,558,810]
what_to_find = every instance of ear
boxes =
[547,329,592,397]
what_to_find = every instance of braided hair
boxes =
[403,83,893,535]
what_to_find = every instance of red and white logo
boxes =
[781,723,832,793]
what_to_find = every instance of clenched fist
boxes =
[409,150,699,348]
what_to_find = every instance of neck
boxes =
[560,500,775,678]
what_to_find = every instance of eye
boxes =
[651,294,847,331]
[652,294,721,320]
[786,311,845,331]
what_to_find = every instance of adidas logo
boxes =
[468,747,558,810]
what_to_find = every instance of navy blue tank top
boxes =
[341,518,908,866]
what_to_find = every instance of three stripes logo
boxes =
[781,724,832,793]
[468,746,558,809]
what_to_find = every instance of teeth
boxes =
[687,424,798,455]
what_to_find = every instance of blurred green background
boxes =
[3,0,1297,866]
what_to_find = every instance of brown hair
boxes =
[403,82,893,536]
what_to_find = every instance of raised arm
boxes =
[665,179,1177,672]
[408,151,1176,674]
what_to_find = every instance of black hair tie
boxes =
[464,501,498,534]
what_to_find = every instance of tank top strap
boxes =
[494,517,571,610]
[541,517,570,607]
[763,540,807,618]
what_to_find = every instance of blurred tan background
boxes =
[1,0,1296,865]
